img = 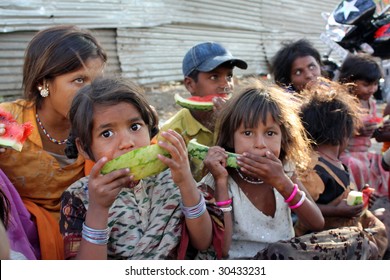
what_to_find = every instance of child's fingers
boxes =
[89,157,109,177]
[212,97,226,112]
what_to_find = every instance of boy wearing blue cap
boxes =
[159,42,247,181]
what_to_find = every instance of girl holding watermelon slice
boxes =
[338,54,389,196]
[0,25,107,259]
[201,78,328,259]
[60,78,222,260]
[297,79,388,259]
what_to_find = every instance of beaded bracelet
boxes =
[289,191,306,210]
[180,194,206,219]
[82,222,110,245]
[285,184,298,203]
[215,198,232,207]
[219,205,232,212]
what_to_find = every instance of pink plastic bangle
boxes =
[285,184,298,203]
[215,198,232,207]
[289,191,306,210]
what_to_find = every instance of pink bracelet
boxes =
[215,198,232,207]
[285,184,298,203]
[289,191,306,210]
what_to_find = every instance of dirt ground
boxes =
[145,82,188,125]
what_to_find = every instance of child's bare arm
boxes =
[204,146,232,258]
[76,157,133,260]
[158,130,213,251]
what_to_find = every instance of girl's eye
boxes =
[130,123,142,131]
[309,65,316,70]
[210,75,218,81]
[101,130,113,138]
[74,78,85,84]
[294,70,301,76]
[244,131,252,136]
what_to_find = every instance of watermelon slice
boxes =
[187,138,239,168]
[175,93,230,111]
[101,144,170,180]
[0,108,33,152]
[346,190,363,206]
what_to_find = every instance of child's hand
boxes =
[0,123,5,153]
[360,120,378,137]
[88,157,133,210]
[379,118,390,132]
[237,150,290,189]
[157,129,193,186]
[336,199,364,217]
[203,146,229,182]
[212,97,227,112]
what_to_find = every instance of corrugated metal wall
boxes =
[0,29,120,98]
[0,0,340,98]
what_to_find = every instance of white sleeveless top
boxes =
[201,173,294,259]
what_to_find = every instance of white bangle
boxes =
[219,205,232,212]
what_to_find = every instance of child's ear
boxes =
[184,77,196,94]
[75,138,92,160]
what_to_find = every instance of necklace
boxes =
[236,168,263,185]
[35,113,68,145]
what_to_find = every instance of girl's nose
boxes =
[118,134,135,151]
[254,135,266,149]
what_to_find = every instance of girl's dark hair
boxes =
[23,25,107,109]
[216,78,311,173]
[65,77,159,161]
[0,188,10,228]
[299,78,362,147]
[338,53,382,83]
[271,39,322,88]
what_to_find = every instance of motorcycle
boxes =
[320,0,390,98]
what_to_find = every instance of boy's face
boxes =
[185,66,234,97]
[353,80,378,100]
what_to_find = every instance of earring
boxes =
[39,82,49,98]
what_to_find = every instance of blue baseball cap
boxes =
[182,42,248,77]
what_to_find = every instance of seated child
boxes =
[158,42,247,181]
[201,78,324,259]
[338,53,389,196]
[60,77,223,260]
[298,79,388,258]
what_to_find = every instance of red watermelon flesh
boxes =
[187,94,229,102]
[0,108,33,152]
[362,187,375,209]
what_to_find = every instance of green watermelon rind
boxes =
[174,94,214,111]
[0,137,23,152]
[187,138,238,168]
[100,144,170,180]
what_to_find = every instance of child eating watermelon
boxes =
[158,42,248,181]
[61,77,223,259]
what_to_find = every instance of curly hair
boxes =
[299,78,362,147]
